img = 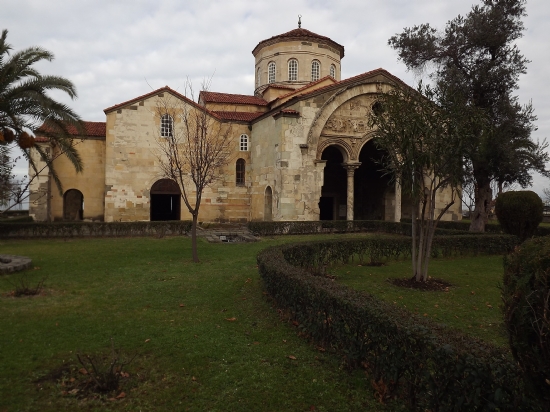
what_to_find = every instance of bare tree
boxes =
[155,81,233,262]
[368,84,465,282]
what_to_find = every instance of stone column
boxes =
[394,180,402,222]
[343,163,361,221]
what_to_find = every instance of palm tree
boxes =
[0,28,83,193]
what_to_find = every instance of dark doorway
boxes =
[354,140,392,220]
[319,145,347,220]
[63,189,83,221]
[150,179,181,221]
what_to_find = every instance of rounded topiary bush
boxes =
[495,190,543,242]
[502,236,550,409]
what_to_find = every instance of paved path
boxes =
[0,255,32,274]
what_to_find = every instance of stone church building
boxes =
[29,26,461,223]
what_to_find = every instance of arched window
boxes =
[256,67,261,88]
[236,159,246,186]
[288,59,298,81]
[330,64,336,78]
[161,114,173,137]
[240,134,249,151]
[268,62,276,84]
[311,60,320,81]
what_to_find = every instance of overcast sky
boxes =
[2,0,549,196]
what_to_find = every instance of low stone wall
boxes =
[0,221,192,239]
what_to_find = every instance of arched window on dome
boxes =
[239,134,249,151]
[288,59,298,81]
[161,114,173,137]
[268,62,276,84]
[236,159,246,186]
[330,64,336,79]
[311,60,320,81]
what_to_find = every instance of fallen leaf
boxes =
[288,355,297,360]
[292,321,299,326]
[79,368,88,375]
[33,267,40,270]
[179,304,185,307]
[471,291,475,295]
[423,313,428,317]
[145,339,151,343]
[192,376,197,381]
[253,341,260,345]
[225,317,237,322]
[68,389,79,395]
[282,339,287,343]
[120,372,130,378]
[69,377,75,383]
[116,392,126,399]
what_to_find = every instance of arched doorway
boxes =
[354,140,392,220]
[264,186,273,221]
[319,146,347,220]
[63,189,83,221]
[150,179,181,221]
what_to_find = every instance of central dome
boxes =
[252,27,344,96]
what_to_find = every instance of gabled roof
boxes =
[199,91,268,106]
[251,68,412,124]
[252,28,344,58]
[273,75,338,102]
[104,86,221,119]
[212,111,265,122]
[35,121,106,142]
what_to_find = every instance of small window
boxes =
[236,159,245,186]
[330,64,336,78]
[239,134,249,151]
[288,59,298,81]
[268,62,276,84]
[311,60,320,81]
[256,67,261,88]
[161,114,173,137]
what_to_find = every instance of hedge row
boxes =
[0,221,192,238]
[248,220,480,237]
[280,235,517,276]
[402,218,550,237]
[257,235,539,411]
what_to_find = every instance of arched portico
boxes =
[63,189,83,221]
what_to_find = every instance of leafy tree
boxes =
[155,81,232,263]
[388,0,549,232]
[0,28,84,204]
[368,83,465,282]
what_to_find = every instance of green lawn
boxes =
[1,235,403,412]
[333,254,508,346]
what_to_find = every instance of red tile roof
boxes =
[274,75,337,101]
[252,28,344,58]
[35,121,106,141]
[104,86,221,120]
[200,91,268,106]
[212,111,265,122]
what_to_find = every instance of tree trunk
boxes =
[191,213,199,263]
[469,179,492,232]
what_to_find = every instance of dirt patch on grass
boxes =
[388,277,453,292]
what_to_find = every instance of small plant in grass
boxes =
[495,190,543,242]
[76,338,136,393]
[502,236,550,410]
[9,274,47,297]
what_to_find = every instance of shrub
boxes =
[495,191,543,241]
[502,236,550,409]
[258,239,536,411]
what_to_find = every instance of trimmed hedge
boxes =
[0,220,192,238]
[248,220,480,237]
[495,191,544,242]
[257,235,540,411]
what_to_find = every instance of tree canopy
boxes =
[0,28,84,195]
[388,0,549,231]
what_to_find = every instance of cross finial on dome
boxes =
[298,15,302,28]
